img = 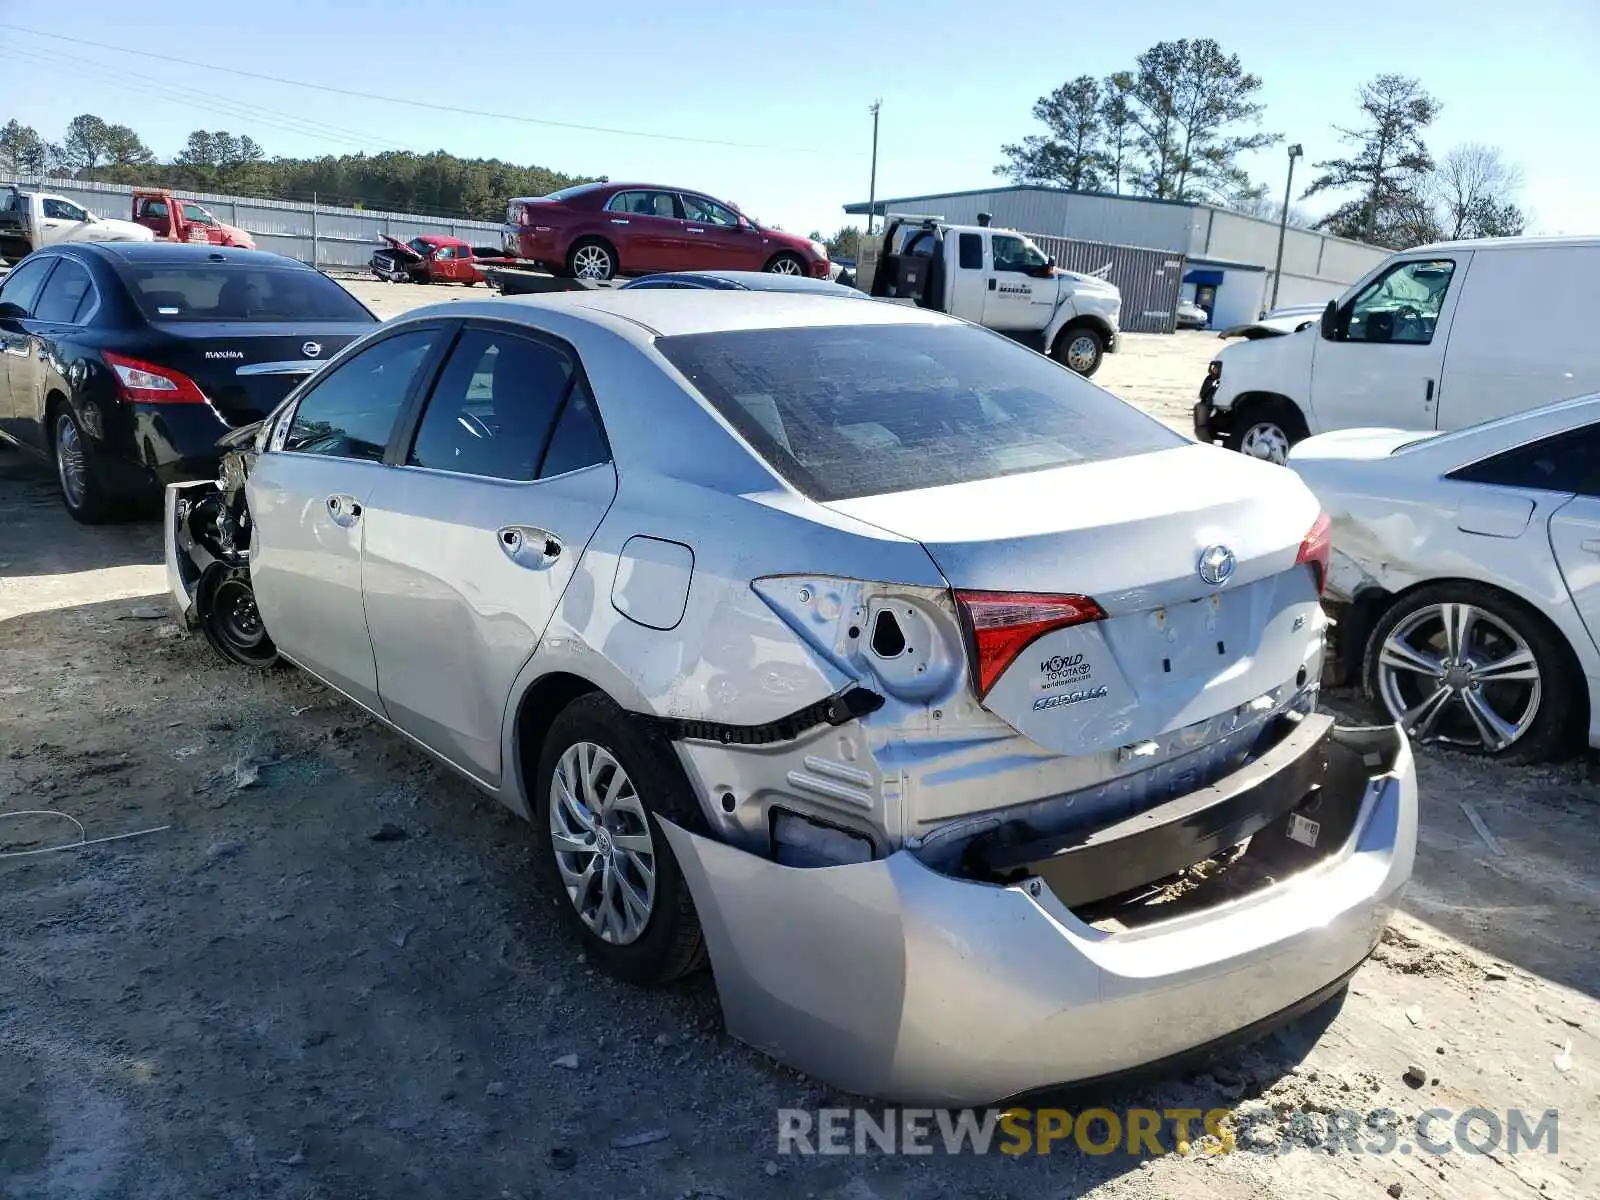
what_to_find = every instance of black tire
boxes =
[532,693,708,984]
[196,563,281,669]
[565,238,617,282]
[1361,581,1583,764]
[1051,326,1105,377]
[51,405,115,525]
[1223,397,1308,464]
[765,253,807,277]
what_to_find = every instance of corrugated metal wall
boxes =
[1030,234,1185,334]
[1189,208,1390,310]
[1,173,505,269]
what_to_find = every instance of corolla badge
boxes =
[301,341,322,358]
[1198,544,1237,587]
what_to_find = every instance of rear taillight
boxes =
[954,590,1106,699]
[102,351,209,405]
[1296,512,1332,596]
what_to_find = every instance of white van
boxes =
[1194,236,1600,462]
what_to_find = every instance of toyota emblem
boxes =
[301,341,322,358]
[1197,544,1237,587]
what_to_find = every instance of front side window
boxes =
[181,203,214,224]
[656,322,1182,502]
[283,329,439,461]
[33,260,95,323]
[991,234,1048,273]
[0,255,57,316]
[1449,424,1600,497]
[42,198,88,222]
[1341,259,1455,344]
[408,328,583,481]
[120,265,375,322]
[681,195,740,226]
[434,245,456,260]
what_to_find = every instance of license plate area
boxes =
[1114,589,1253,688]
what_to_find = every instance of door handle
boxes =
[326,493,363,527]
[1425,379,1435,402]
[498,526,562,568]
[685,227,705,233]
[1580,539,1600,555]
[610,219,630,225]
[988,278,996,291]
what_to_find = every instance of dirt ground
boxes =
[1,283,1597,1199]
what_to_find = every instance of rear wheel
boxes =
[1362,582,1581,763]
[766,253,806,276]
[53,407,113,525]
[1052,326,1104,377]
[1224,398,1307,464]
[532,693,706,985]
[567,239,617,282]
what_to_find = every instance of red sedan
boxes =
[503,182,830,282]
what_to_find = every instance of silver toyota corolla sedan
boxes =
[165,291,1418,1104]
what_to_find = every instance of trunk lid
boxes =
[147,322,372,425]
[824,444,1325,756]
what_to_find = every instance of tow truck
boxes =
[860,213,1122,376]
[131,189,255,248]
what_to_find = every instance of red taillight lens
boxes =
[954,590,1106,698]
[1296,512,1333,596]
[102,351,209,405]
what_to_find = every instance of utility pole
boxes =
[866,99,881,236]
[1270,143,1303,312]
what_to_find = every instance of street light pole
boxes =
[1270,142,1303,312]
[866,99,881,236]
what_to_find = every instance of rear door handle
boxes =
[685,227,705,233]
[1425,379,1435,402]
[498,526,562,568]
[988,278,996,291]
[326,493,362,527]
[610,219,630,225]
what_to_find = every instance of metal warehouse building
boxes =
[845,185,1391,331]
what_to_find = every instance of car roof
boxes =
[474,289,948,338]
[77,243,316,269]
[1405,234,1600,255]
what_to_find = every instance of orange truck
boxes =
[131,189,256,249]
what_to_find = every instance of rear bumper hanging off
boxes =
[661,719,1415,1105]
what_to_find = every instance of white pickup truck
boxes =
[859,214,1122,376]
[0,187,155,264]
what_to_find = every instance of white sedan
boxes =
[1289,393,1600,762]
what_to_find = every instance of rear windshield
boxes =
[655,323,1182,501]
[120,265,374,323]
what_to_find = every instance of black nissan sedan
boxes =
[0,242,378,522]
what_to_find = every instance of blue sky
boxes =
[3,0,1595,237]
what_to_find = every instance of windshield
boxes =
[121,265,375,323]
[655,322,1182,502]
[406,238,431,255]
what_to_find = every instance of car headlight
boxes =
[809,240,828,260]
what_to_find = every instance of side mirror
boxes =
[0,301,26,320]
[1320,300,1338,340]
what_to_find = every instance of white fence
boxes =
[0,173,507,270]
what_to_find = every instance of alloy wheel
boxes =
[1239,422,1291,464]
[55,414,86,509]
[548,741,657,945]
[571,245,613,281]
[768,257,803,275]
[1065,334,1099,373]
[1376,601,1542,753]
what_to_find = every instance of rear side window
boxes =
[120,265,374,323]
[958,233,983,270]
[33,260,95,323]
[1449,424,1600,497]
[655,323,1182,502]
[0,255,56,316]
[408,328,586,481]
[284,329,438,461]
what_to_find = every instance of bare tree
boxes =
[1433,143,1526,239]
[1225,183,1314,228]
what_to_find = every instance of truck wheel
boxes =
[1052,327,1104,377]
[567,239,617,282]
[1224,398,1307,464]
